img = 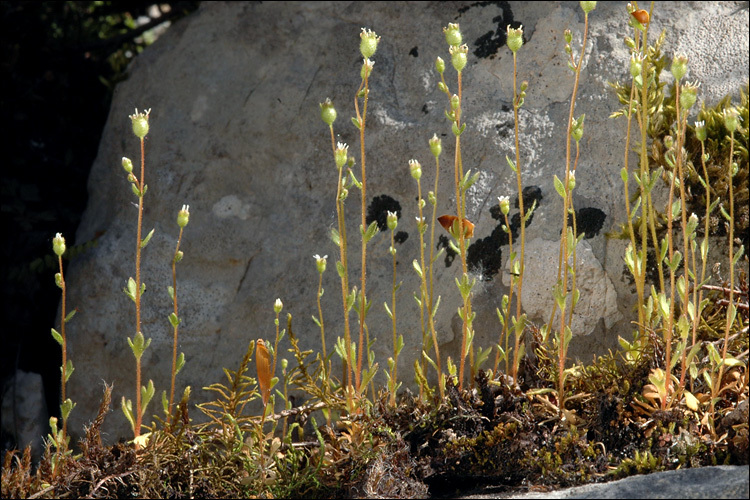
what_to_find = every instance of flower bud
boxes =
[177,204,190,228]
[361,58,374,80]
[129,108,151,139]
[498,196,510,216]
[567,170,576,191]
[122,157,133,173]
[387,211,398,231]
[664,135,674,150]
[409,159,422,180]
[313,254,327,274]
[444,23,462,47]
[429,134,442,158]
[507,25,524,54]
[450,94,460,111]
[359,28,380,59]
[686,213,699,236]
[435,56,445,74]
[274,298,283,314]
[679,81,699,111]
[580,1,596,14]
[335,142,349,169]
[671,54,688,82]
[694,121,707,142]
[571,114,585,143]
[450,44,468,72]
[723,107,740,133]
[629,54,642,78]
[564,29,572,45]
[320,98,337,126]
[53,233,66,257]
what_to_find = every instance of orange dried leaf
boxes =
[437,215,475,239]
[631,9,649,25]
[256,339,272,406]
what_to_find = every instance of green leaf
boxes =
[351,117,361,130]
[412,259,423,278]
[167,285,175,301]
[175,353,186,375]
[51,328,63,346]
[121,397,135,432]
[125,277,137,302]
[131,183,141,198]
[363,220,379,243]
[140,379,156,418]
[60,398,76,421]
[168,312,180,328]
[330,228,341,247]
[733,245,745,267]
[721,357,744,368]
[384,302,393,319]
[64,309,77,323]
[506,155,517,172]
[554,174,566,198]
[61,359,74,383]
[141,228,155,248]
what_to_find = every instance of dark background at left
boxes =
[1,1,199,454]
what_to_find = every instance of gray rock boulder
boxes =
[455,465,750,499]
[62,1,749,442]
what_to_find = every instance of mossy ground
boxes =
[3,273,746,498]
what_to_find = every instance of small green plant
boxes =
[165,204,189,427]
[49,232,76,453]
[120,108,156,444]
[383,209,403,406]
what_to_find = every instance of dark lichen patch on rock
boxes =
[570,206,607,239]
[515,185,543,211]
[467,189,543,279]
[438,234,458,267]
[461,1,524,60]
[367,194,402,232]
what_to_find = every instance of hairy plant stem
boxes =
[330,125,353,396]
[454,72,473,391]
[134,136,146,438]
[428,156,444,398]
[711,124,736,435]
[168,224,185,425]
[510,49,527,386]
[57,253,68,439]
[355,75,371,393]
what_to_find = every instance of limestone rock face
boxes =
[63,2,749,442]
[502,237,621,337]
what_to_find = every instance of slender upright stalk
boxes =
[133,135,146,437]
